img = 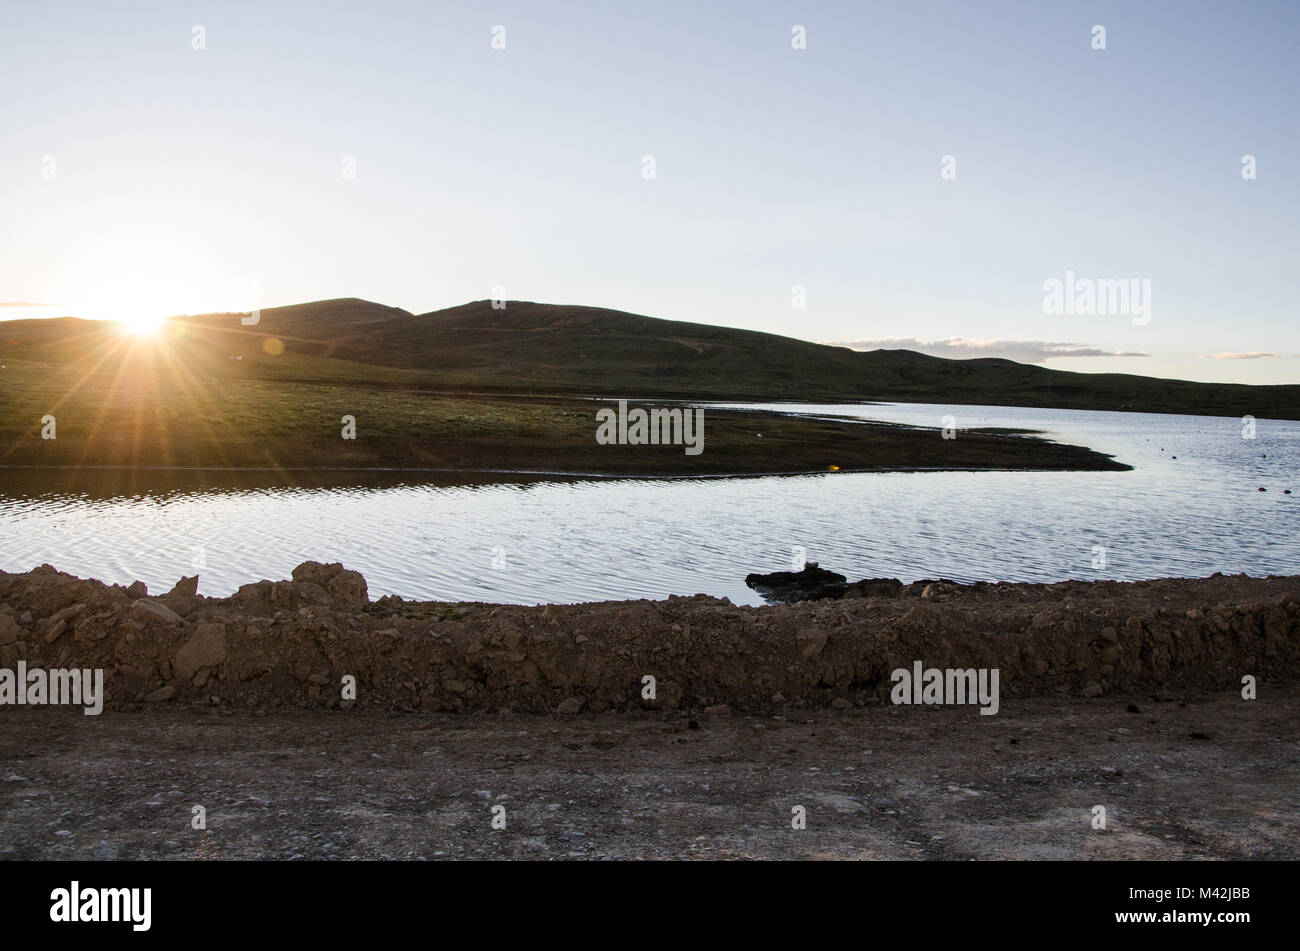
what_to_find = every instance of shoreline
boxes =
[2,562,1295,715]
[0,360,1130,479]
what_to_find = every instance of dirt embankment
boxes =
[1,564,1297,715]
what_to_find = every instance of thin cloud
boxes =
[1197,351,1296,360]
[0,300,48,308]
[826,337,1149,364]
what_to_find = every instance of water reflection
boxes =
[1,403,1296,606]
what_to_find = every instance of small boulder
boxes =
[131,599,186,625]
[290,562,368,608]
[169,575,199,597]
[745,562,847,603]
[325,569,368,608]
[173,623,227,682]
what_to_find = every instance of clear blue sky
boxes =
[2,0,1297,384]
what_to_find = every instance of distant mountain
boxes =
[4,298,1297,419]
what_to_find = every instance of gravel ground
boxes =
[2,683,1296,860]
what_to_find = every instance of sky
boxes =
[1,0,1297,385]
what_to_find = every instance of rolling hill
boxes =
[3,298,1297,419]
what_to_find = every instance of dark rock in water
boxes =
[745,562,847,603]
[842,578,906,599]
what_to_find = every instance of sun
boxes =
[118,313,166,336]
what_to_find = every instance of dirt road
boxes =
[2,684,1295,860]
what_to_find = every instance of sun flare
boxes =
[117,313,166,336]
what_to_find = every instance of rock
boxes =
[843,578,905,599]
[173,623,227,682]
[144,685,176,703]
[49,603,87,624]
[291,561,340,586]
[830,697,852,710]
[796,626,828,659]
[745,562,847,603]
[556,697,583,715]
[43,620,67,643]
[125,581,148,599]
[325,570,368,608]
[169,575,199,597]
[703,704,731,716]
[131,599,186,625]
[0,615,19,646]
[921,582,957,599]
[287,562,368,608]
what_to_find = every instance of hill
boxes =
[3,297,1296,419]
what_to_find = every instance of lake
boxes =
[0,402,1296,606]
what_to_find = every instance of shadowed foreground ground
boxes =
[1,685,1296,860]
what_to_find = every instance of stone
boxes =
[132,599,185,625]
[170,575,199,597]
[173,623,227,681]
[556,697,583,714]
[325,570,368,608]
[44,620,67,643]
[289,562,368,607]
[843,578,906,599]
[745,563,847,603]
[145,686,176,702]
[704,704,731,716]
[921,582,957,599]
[125,581,148,599]
[49,603,87,624]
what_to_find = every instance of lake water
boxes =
[0,402,1296,606]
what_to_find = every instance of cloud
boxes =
[825,337,1149,364]
[1197,351,1295,360]
[0,301,48,308]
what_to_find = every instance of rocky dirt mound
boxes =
[1,563,1297,715]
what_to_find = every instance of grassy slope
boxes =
[0,319,1127,475]
[125,298,1300,419]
